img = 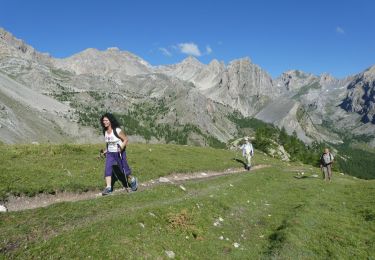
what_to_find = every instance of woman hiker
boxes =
[100,113,138,195]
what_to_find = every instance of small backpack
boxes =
[321,153,333,166]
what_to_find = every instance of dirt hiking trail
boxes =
[4,165,269,212]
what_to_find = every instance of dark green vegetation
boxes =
[229,113,375,180]
[229,113,324,165]
[335,143,375,180]
[114,101,225,148]
[320,119,375,179]
[0,144,374,259]
[49,88,374,179]
[55,92,226,148]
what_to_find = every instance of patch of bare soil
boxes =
[4,164,269,212]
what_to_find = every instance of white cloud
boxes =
[159,47,172,56]
[336,26,345,34]
[177,42,201,56]
[206,45,212,54]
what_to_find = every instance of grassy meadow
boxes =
[0,143,374,259]
[0,143,242,199]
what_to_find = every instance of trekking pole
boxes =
[117,147,130,193]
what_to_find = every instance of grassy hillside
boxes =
[0,144,374,259]
[0,143,242,200]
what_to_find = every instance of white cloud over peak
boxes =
[177,42,201,56]
[336,26,345,34]
[206,45,212,54]
[159,47,172,56]
[159,42,213,57]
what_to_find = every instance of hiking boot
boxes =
[102,187,112,196]
[129,176,138,191]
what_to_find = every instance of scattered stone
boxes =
[165,250,175,259]
[149,148,152,152]
[259,235,264,238]
[179,185,186,191]
[218,217,224,222]
[311,174,319,178]
[268,214,272,217]
[0,205,7,212]
[213,221,220,226]
[247,200,250,203]
[201,172,207,176]
[139,223,145,228]
[159,177,170,183]
[149,212,156,217]
[264,203,270,206]
[229,184,234,187]
[219,236,224,240]
[340,172,345,176]
[233,242,240,248]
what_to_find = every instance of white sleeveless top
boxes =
[105,128,122,152]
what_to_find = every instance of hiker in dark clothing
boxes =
[320,148,334,182]
[100,113,138,195]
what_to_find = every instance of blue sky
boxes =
[1,0,374,78]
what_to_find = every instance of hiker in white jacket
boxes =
[240,137,254,170]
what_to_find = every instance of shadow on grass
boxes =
[232,158,247,169]
[264,220,288,257]
[293,174,322,180]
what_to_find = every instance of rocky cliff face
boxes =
[0,28,374,146]
[340,65,375,124]
[157,57,277,116]
[274,70,318,92]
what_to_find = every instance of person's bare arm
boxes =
[118,129,129,150]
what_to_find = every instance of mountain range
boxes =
[1,28,374,146]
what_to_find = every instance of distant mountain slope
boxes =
[53,47,152,77]
[0,72,99,144]
[0,27,374,146]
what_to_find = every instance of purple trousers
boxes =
[104,150,132,177]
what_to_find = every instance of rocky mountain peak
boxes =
[276,70,318,92]
[181,56,203,66]
[208,59,223,67]
[0,28,28,53]
[340,66,375,124]
[363,65,375,78]
[228,57,252,67]
[1,27,375,146]
[0,28,51,63]
[53,47,151,76]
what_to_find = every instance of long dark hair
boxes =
[100,113,121,136]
